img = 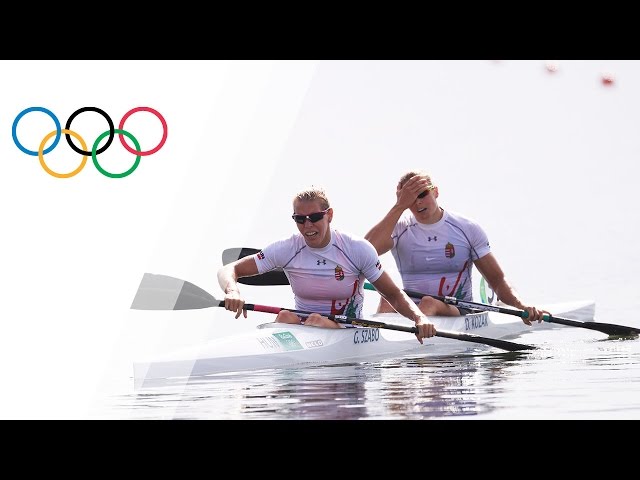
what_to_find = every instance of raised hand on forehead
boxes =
[395,175,432,209]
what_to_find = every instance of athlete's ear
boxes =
[328,207,333,223]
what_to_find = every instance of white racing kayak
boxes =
[133,299,596,382]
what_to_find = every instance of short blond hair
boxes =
[398,170,433,188]
[293,186,330,210]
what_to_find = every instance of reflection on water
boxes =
[364,352,528,418]
[114,351,532,419]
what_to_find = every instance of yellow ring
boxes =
[38,129,88,178]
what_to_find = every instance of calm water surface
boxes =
[111,325,640,419]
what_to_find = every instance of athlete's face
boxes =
[409,184,440,224]
[292,200,333,248]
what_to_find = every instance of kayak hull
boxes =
[134,300,596,382]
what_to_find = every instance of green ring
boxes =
[92,129,141,178]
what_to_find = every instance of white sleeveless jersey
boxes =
[255,230,384,318]
[391,210,490,301]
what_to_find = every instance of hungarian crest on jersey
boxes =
[335,265,345,281]
[445,242,455,258]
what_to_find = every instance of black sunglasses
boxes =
[417,185,435,199]
[292,208,330,224]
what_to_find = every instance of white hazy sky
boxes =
[1,60,638,418]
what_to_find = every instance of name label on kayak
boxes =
[464,312,489,331]
[353,328,380,344]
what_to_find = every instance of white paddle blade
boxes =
[131,273,219,310]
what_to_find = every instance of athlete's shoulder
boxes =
[444,211,490,242]
[445,210,483,228]
[333,230,375,251]
[332,229,363,245]
[391,213,415,235]
[397,212,415,227]
[265,233,305,250]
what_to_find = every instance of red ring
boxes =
[118,106,168,156]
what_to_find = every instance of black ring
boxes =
[65,107,115,156]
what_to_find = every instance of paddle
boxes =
[131,272,537,352]
[364,283,640,337]
[223,246,640,338]
[222,248,289,285]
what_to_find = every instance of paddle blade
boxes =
[239,270,290,286]
[436,330,537,352]
[221,247,261,265]
[554,318,640,337]
[221,247,290,286]
[131,273,220,310]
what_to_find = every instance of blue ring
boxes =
[12,107,62,156]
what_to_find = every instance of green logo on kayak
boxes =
[272,331,304,351]
[479,277,495,304]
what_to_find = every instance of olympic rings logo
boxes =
[12,106,168,178]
